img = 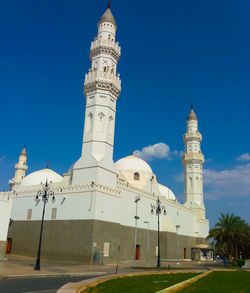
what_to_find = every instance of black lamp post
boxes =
[34,180,55,270]
[151,196,167,269]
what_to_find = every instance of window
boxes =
[51,208,57,220]
[134,172,140,180]
[103,242,110,257]
[27,209,32,220]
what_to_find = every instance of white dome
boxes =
[20,168,63,187]
[115,155,152,173]
[158,184,176,200]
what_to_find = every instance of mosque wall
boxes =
[7,219,208,263]
[0,195,12,258]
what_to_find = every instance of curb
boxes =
[0,272,106,280]
[57,270,208,293]
[155,270,212,293]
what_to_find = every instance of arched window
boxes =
[97,112,105,132]
[134,172,140,181]
[108,115,114,136]
[189,177,193,188]
[196,177,199,188]
[86,112,93,133]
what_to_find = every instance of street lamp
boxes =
[134,196,140,265]
[34,180,55,270]
[176,225,180,265]
[150,196,167,269]
[144,221,150,266]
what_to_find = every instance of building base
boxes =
[8,219,209,264]
[0,240,6,260]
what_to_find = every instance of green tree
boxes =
[208,213,237,263]
[232,217,249,260]
[208,213,250,264]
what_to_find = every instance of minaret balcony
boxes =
[183,132,202,142]
[182,152,204,164]
[84,70,121,97]
[90,38,121,60]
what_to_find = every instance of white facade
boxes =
[0,5,209,260]
[0,193,12,258]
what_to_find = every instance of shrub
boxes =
[237,259,245,268]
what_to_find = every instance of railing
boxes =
[90,38,121,55]
[84,70,121,89]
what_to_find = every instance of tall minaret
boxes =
[9,146,28,190]
[182,106,205,216]
[72,3,121,186]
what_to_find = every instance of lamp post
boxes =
[151,196,167,269]
[134,196,140,265]
[176,225,180,265]
[144,221,150,266]
[34,180,55,270]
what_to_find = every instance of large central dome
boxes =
[115,155,152,173]
[115,155,153,189]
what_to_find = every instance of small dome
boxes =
[115,155,152,173]
[98,8,117,28]
[158,184,176,200]
[20,168,63,187]
[187,105,197,121]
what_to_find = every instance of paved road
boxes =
[0,275,102,293]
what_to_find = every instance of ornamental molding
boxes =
[116,180,196,214]
[10,182,121,198]
[90,46,120,62]
[184,136,201,143]
[90,39,121,61]
[84,71,121,98]
[0,192,12,201]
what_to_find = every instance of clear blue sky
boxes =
[0,0,249,227]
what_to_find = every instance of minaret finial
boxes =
[108,0,110,8]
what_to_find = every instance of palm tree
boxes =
[232,217,248,260]
[208,213,250,264]
[208,213,238,263]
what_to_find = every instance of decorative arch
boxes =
[86,112,93,133]
[108,115,114,136]
[97,112,105,132]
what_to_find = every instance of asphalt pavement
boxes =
[0,275,102,293]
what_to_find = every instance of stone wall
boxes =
[0,241,6,259]
[8,219,208,264]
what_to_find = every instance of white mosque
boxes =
[0,4,210,263]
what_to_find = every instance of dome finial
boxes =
[47,160,50,169]
[187,104,197,121]
[131,148,134,155]
[191,103,193,110]
[20,145,27,157]
[108,0,110,8]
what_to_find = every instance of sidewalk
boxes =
[0,254,108,279]
[0,254,224,279]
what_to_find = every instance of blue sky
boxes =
[0,0,249,227]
